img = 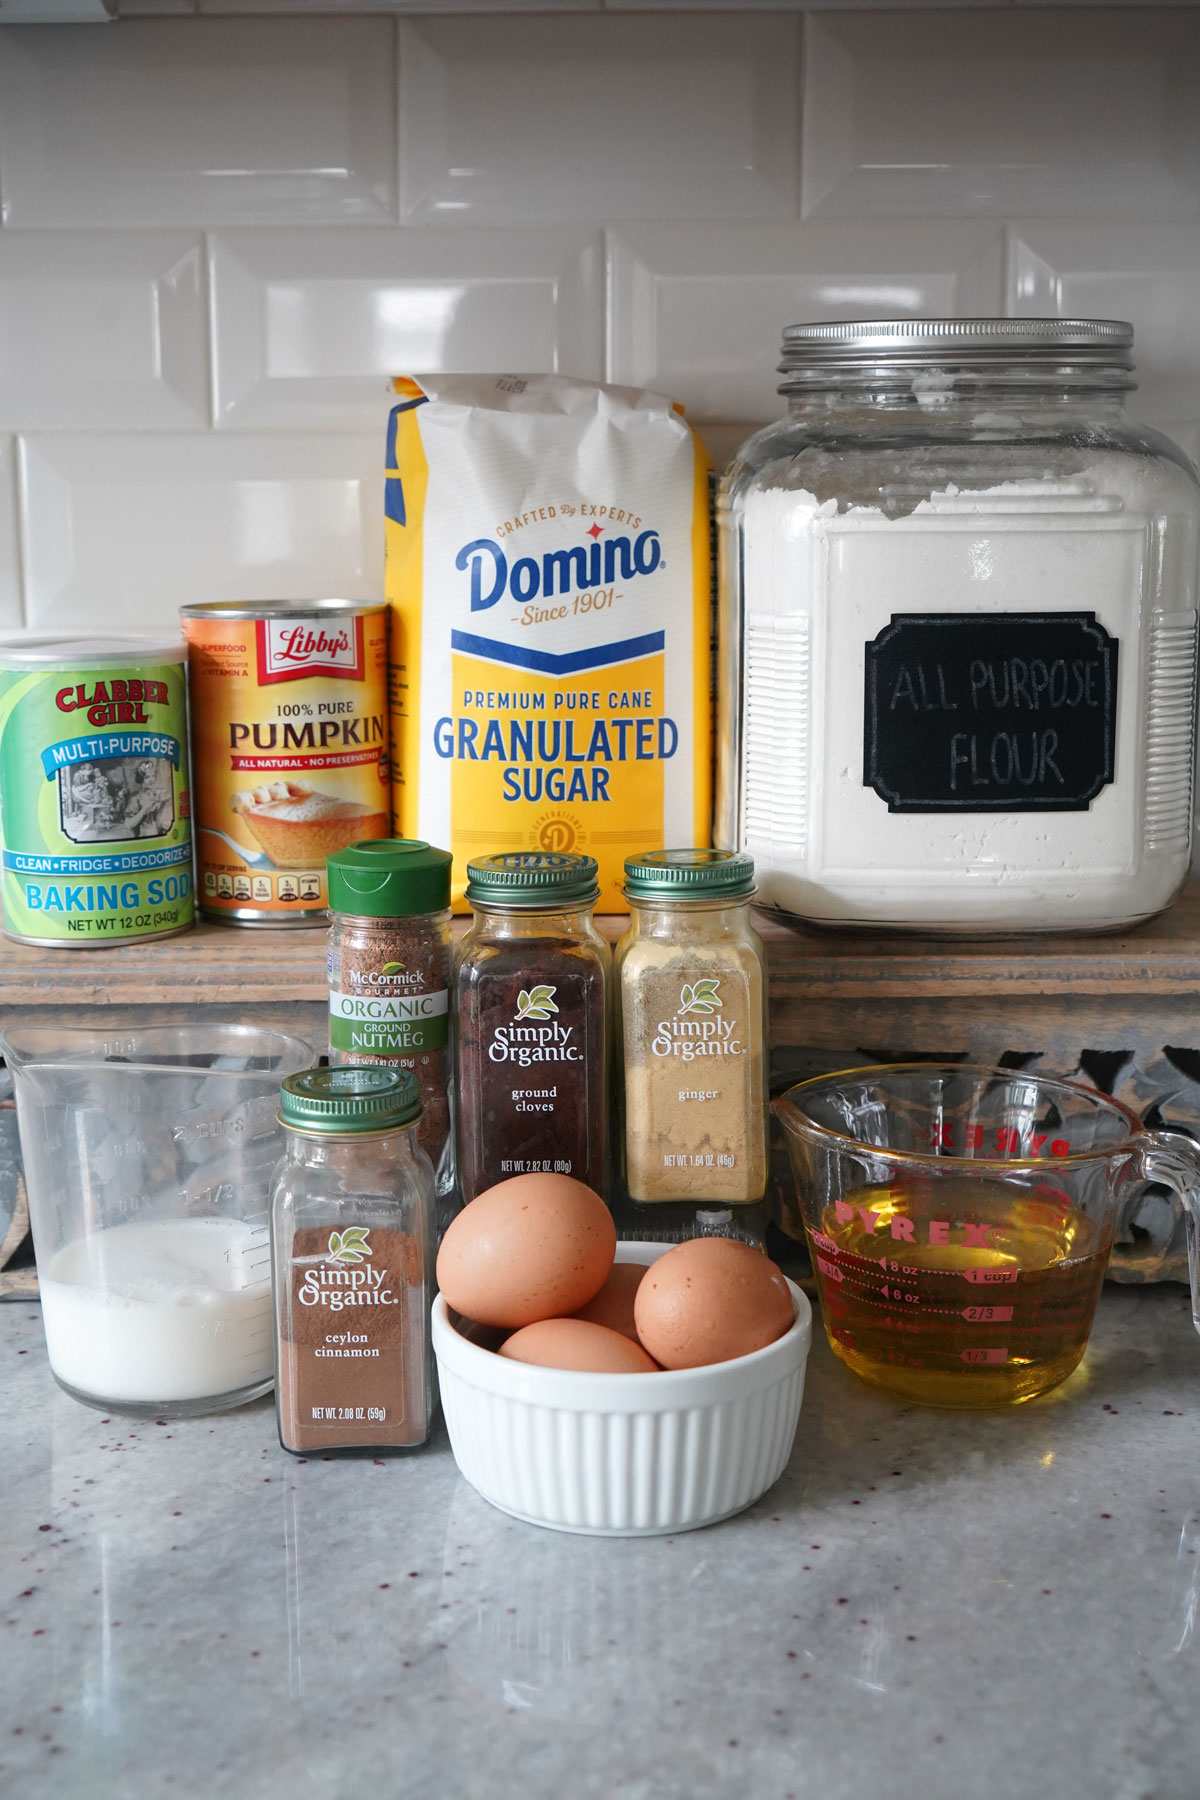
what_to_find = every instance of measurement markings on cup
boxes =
[812,1230,1022,1369]
[817,1245,967,1318]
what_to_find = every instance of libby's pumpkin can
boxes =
[180,600,390,927]
[0,636,194,947]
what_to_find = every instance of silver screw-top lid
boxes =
[778,318,1135,387]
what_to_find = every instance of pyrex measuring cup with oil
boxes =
[774,1063,1200,1407]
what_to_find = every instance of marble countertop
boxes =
[4,1286,1200,1800]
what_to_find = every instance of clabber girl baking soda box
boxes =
[384,375,713,910]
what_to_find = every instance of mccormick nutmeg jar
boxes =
[454,852,610,1205]
[327,838,454,1184]
[717,319,1200,933]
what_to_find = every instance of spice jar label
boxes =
[327,900,453,1171]
[458,970,606,1194]
[278,1226,415,1443]
[330,982,449,1056]
[623,969,765,1203]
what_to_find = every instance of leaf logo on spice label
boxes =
[327,1228,373,1264]
[677,979,722,1016]
[516,985,559,1022]
[381,961,406,974]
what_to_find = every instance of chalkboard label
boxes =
[863,612,1119,812]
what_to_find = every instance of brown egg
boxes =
[498,1318,659,1374]
[436,1172,615,1329]
[569,1261,647,1342]
[634,1237,795,1370]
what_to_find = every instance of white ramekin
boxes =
[432,1241,812,1537]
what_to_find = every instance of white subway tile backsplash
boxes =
[0,440,22,632]
[1008,223,1200,421]
[608,222,1004,423]
[20,435,383,632]
[399,13,799,223]
[210,229,603,429]
[803,10,1200,220]
[0,19,396,228]
[0,234,207,433]
[0,5,1196,641]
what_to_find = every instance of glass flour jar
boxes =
[716,319,1200,932]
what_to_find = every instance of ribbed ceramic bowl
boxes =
[432,1242,812,1537]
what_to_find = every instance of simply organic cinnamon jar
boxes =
[270,1067,436,1455]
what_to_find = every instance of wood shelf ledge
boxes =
[4,881,1200,1009]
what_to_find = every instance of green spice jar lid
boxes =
[326,839,452,917]
[623,849,756,902]
[279,1066,422,1133]
[464,851,600,908]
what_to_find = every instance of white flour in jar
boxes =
[738,451,1200,929]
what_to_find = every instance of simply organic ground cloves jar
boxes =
[454,852,610,1205]
[716,318,1200,933]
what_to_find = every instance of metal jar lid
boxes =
[464,851,600,908]
[778,318,1136,389]
[279,1066,422,1134]
[623,849,756,902]
[327,839,452,919]
[178,599,383,622]
[0,635,187,669]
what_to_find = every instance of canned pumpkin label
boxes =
[182,603,390,923]
[0,647,194,945]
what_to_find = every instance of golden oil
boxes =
[809,1177,1111,1407]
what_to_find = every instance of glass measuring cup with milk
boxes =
[775,1063,1200,1407]
[1,1022,311,1416]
